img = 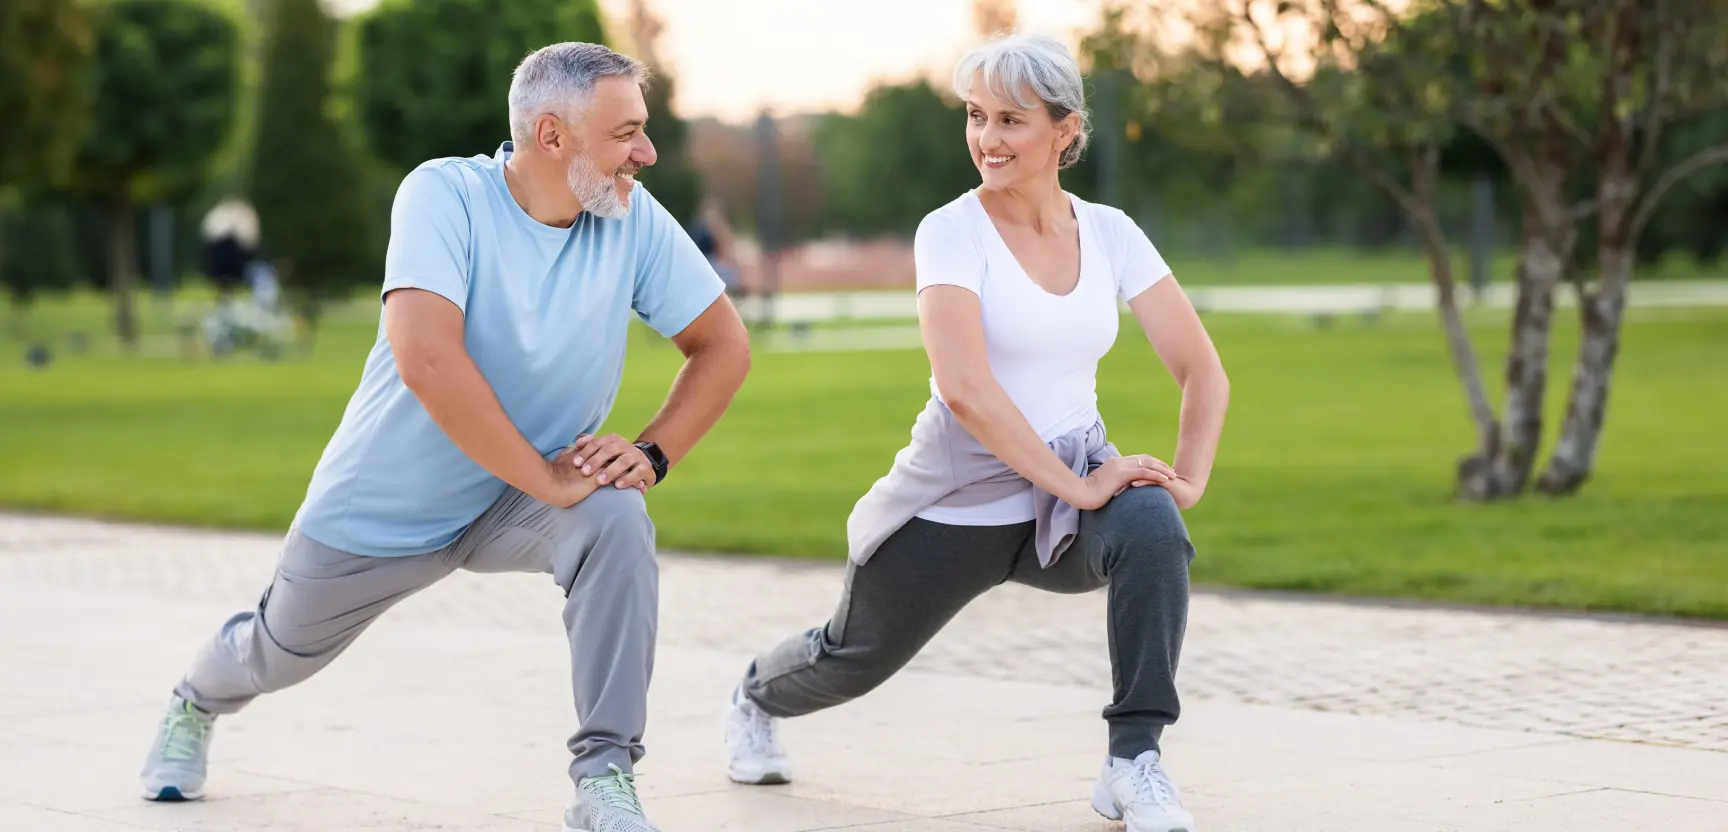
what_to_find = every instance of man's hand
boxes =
[538,447,605,507]
[571,433,656,492]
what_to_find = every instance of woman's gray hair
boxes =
[951,34,1091,169]
[508,42,650,145]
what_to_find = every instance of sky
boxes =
[326,0,1105,123]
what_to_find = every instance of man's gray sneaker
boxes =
[562,765,660,832]
[140,695,216,801]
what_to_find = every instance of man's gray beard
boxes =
[568,153,630,219]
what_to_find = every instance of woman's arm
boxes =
[919,285,1164,510]
[1126,276,1229,508]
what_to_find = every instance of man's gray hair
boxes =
[508,42,650,145]
[951,34,1091,169]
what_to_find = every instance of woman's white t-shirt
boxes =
[912,190,1171,526]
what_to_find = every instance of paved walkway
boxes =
[3,512,1726,831]
[734,279,1728,326]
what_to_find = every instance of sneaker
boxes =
[1091,749,1198,832]
[723,685,791,785]
[139,695,216,801]
[563,765,659,832]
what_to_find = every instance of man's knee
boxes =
[549,487,657,592]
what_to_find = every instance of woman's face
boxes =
[963,72,1076,190]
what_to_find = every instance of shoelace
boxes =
[587,764,645,815]
[1130,759,1178,807]
[743,707,780,755]
[160,708,210,762]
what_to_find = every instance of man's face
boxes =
[564,75,657,218]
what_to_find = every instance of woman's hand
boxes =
[1158,475,1204,510]
[1114,454,1205,510]
[1066,454,1173,510]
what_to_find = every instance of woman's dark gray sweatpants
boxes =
[741,484,1194,760]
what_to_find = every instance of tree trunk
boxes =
[1398,153,1498,501]
[1407,201,1499,502]
[109,195,139,349]
[1537,245,1631,495]
[1484,226,1564,497]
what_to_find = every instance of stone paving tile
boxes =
[3,513,1726,753]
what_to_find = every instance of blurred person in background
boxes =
[723,34,1227,832]
[690,195,743,297]
[139,42,750,832]
[200,197,259,306]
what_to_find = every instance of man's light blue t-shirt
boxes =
[292,141,726,557]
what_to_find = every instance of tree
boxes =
[71,0,242,348]
[1164,0,1503,499]
[621,0,700,225]
[1398,3,1590,500]
[249,0,379,335]
[0,0,95,190]
[1517,1,1728,493]
[1423,1,1728,495]
[1144,0,1728,499]
[814,80,977,236]
[353,0,607,174]
[1,199,82,313]
[1632,109,1728,267]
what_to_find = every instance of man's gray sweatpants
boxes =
[175,486,657,786]
[742,484,1194,760]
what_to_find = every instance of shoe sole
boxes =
[727,764,790,786]
[142,785,203,802]
[1090,780,1196,832]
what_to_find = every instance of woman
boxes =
[723,34,1227,832]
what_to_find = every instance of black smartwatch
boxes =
[633,441,669,485]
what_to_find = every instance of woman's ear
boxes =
[1054,113,1079,156]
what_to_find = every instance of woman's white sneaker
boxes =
[1091,749,1197,832]
[723,686,791,785]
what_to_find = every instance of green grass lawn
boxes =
[3,289,1726,619]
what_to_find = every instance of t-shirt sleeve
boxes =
[630,185,727,338]
[1110,209,1172,303]
[380,164,472,312]
[913,211,985,296]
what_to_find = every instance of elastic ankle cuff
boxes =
[1108,724,1162,761]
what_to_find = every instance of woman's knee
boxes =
[823,640,916,698]
[1099,485,1195,568]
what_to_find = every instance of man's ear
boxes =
[534,113,569,155]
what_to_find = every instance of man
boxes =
[138,42,750,832]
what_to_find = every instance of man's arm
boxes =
[575,294,751,490]
[638,294,752,463]
[386,287,595,507]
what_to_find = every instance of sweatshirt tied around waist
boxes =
[846,397,1121,569]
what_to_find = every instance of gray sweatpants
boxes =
[742,484,1194,760]
[175,486,658,786]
